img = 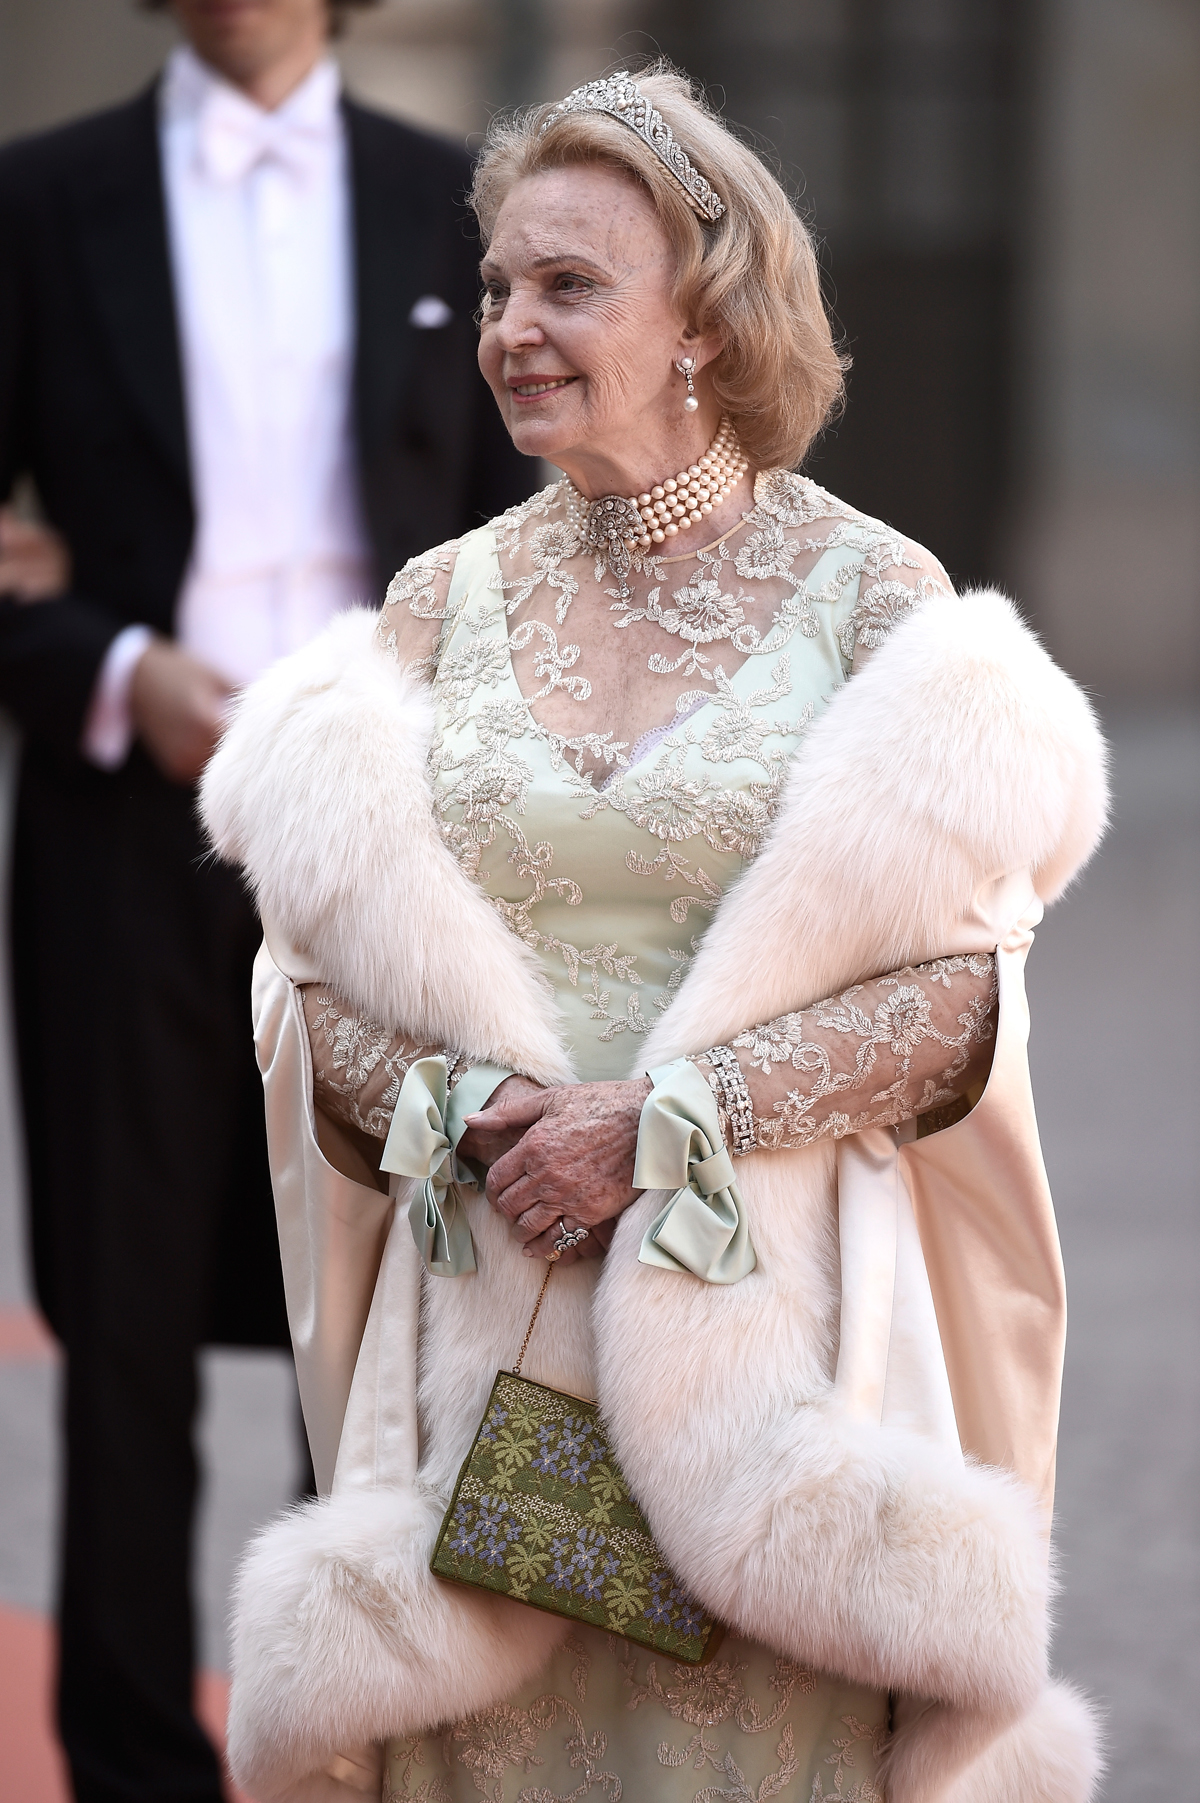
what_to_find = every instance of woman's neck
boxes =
[552,404,724,501]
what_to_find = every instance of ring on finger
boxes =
[552,1217,590,1257]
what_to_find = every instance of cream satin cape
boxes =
[200,584,1108,1803]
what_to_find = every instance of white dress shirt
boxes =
[84,45,371,768]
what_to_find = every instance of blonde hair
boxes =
[470,65,845,472]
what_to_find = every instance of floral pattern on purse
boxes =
[430,1265,722,1665]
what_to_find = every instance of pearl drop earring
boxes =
[675,356,700,412]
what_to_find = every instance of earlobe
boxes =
[677,331,725,375]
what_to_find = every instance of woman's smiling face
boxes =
[477,163,718,492]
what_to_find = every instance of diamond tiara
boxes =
[538,74,726,224]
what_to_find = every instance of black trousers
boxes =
[10,746,296,1802]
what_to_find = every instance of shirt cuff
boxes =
[80,624,155,770]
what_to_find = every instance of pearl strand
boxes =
[566,417,749,554]
[634,418,748,548]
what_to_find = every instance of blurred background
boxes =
[0,0,1196,1796]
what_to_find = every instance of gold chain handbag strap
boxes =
[512,1260,555,1379]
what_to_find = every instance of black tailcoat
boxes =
[0,86,532,1801]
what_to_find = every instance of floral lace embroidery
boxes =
[701,954,998,1151]
[567,1634,592,1704]
[383,1736,452,1803]
[814,1718,890,1801]
[622,1650,818,1757]
[625,852,722,925]
[618,1648,883,1802]
[837,575,944,665]
[351,467,958,1101]
[492,484,565,557]
[379,542,464,679]
[383,1633,888,1801]
[303,991,457,1141]
[423,1693,623,1801]
[434,636,517,728]
[572,662,806,864]
[689,1726,800,1803]
[752,469,852,528]
[306,994,418,1137]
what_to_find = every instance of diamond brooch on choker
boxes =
[565,416,749,590]
[572,493,646,585]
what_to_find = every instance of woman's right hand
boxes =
[456,1074,549,1167]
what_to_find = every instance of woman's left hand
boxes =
[464,1076,653,1264]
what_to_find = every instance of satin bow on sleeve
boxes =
[380,1056,511,1277]
[635,1058,757,1284]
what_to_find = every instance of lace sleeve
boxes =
[376,541,461,679]
[693,954,997,1151]
[839,532,955,675]
[301,986,455,1144]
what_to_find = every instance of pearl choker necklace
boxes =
[565,418,749,583]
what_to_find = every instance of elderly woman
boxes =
[202,69,1106,1803]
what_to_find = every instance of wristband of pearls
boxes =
[699,1044,757,1156]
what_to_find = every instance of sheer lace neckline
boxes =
[379,469,955,791]
[478,472,866,787]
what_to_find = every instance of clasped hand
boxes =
[458,1074,653,1266]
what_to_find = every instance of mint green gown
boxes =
[380,473,949,1800]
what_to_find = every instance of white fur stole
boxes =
[201,586,1108,1802]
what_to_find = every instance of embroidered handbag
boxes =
[430,1263,723,1665]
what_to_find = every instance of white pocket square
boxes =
[408,294,454,329]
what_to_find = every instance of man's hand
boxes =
[129,639,233,785]
[0,507,71,601]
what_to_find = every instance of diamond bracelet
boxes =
[701,1044,757,1156]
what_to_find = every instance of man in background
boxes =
[0,1,530,1795]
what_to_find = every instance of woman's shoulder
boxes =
[759,468,952,586]
[376,484,566,674]
[375,520,492,674]
[757,470,956,672]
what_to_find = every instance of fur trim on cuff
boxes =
[934,1679,1104,1803]
[226,1487,566,1801]
[599,1372,1049,1723]
[199,610,574,1086]
[597,1168,1049,1735]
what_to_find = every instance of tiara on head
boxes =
[538,74,725,224]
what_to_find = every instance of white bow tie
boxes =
[198,88,335,186]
